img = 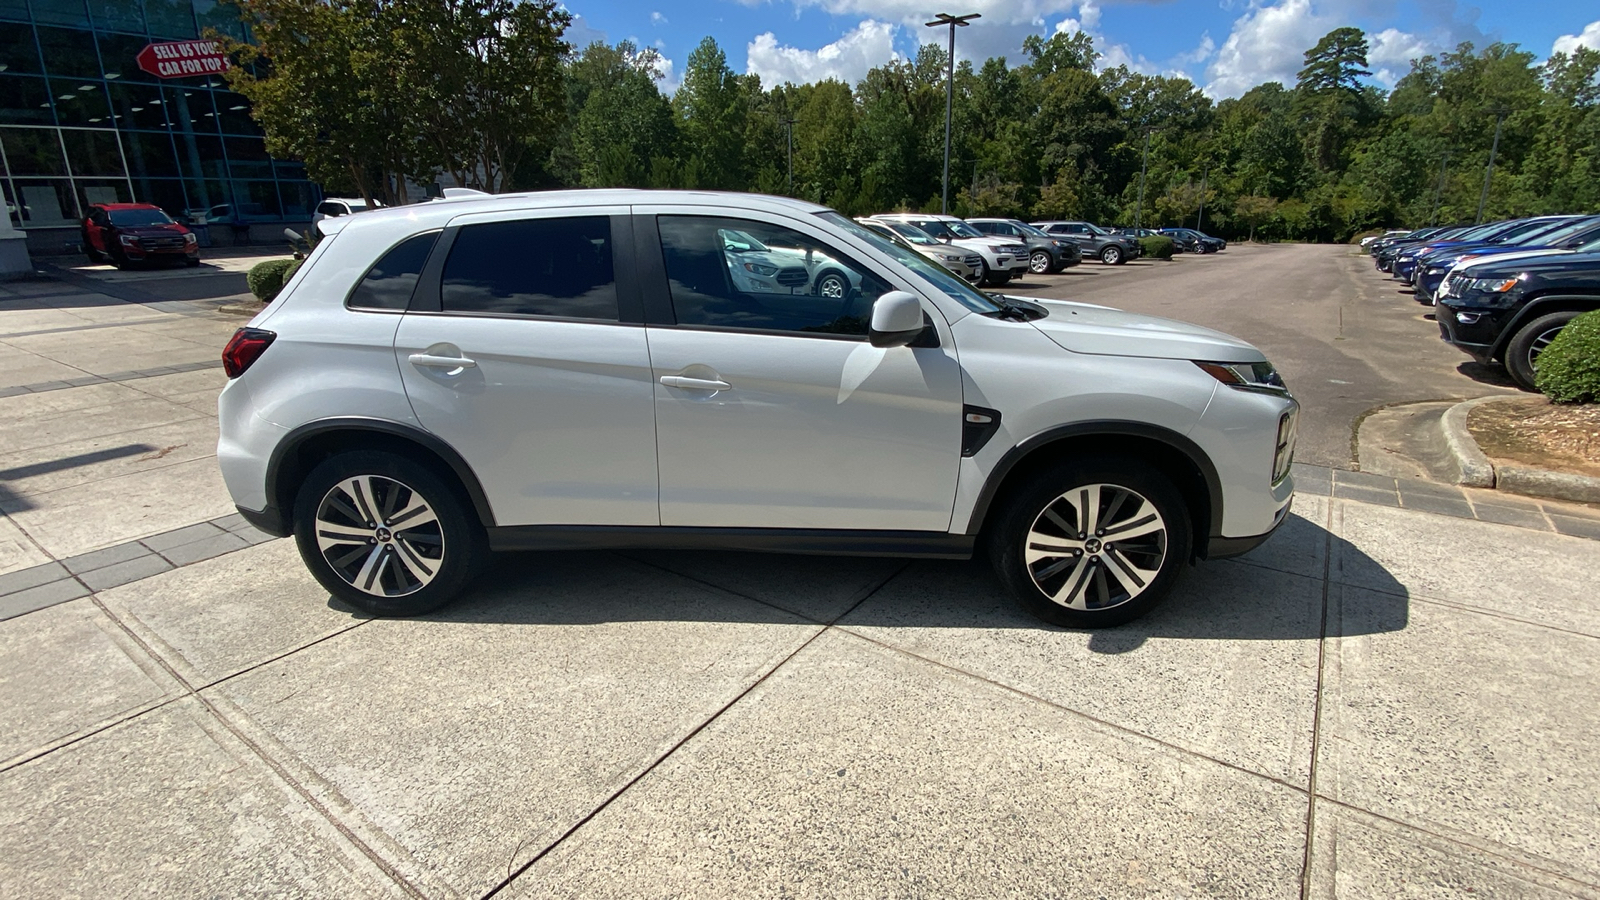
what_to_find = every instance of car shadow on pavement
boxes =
[389,519,1407,653]
[1456,360,1521,390]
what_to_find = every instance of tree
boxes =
[567,42,676,188]
[1234,195,1278,241]
[1297,27,1372,94]
[675,37,747,190]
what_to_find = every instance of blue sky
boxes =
[563,0,1600,97]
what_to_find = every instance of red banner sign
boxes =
[136,40,229,79]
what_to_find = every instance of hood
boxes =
[1470,250,1600,277]
[119,223,188,237]
[1455,248,1572,273]
[955,236,1024,253]
[1020,297,1265,362]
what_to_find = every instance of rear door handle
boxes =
[409,353,476,369]
[660,375,731,391]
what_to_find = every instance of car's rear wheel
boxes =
[1504,311,1578,391]
[987,459,1192,628]
[1100,246,1123,265]
[814,270,849,301]
[293,450,487,617]
[1029,251,1052,274]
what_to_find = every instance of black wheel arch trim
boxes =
[1491,294,1600,357]
[963,420,1225,541]
[267,417,496,528]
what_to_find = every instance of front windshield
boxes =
[1082,222,1109,236]
[820,212,1001,315]
[1016,223,1050,239]
[108,208,174,227]
[887,222,939,245]
[1513,218,1592,245]
[946,221,984,239]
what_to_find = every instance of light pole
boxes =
[1134,130,1151,229]
[925,12,979,215]
[780,116,797,195]
[1476,108,1510,224]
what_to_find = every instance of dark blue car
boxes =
[1392,218,1568,282]
[1413,216,1600,302]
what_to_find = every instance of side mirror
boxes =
[869,291,924,348]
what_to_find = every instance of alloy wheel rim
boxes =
[1030,253,1050,273]
[818,275,846,299]
[1104,248,1120,263]
[1529,327,1563,371]
[314,475,444,597]
[1023,483,1167,611]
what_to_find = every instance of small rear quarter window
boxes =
[347,231,440,311]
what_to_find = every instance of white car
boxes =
[312,197,375,236]
[718,227,861,300]
[219,190,1297,628]
[871,213,1029,286]
[855,218,984,282]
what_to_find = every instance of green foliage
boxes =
[1139,235,1175,259]
[247,258,302,303]
[1535,311,1600,404]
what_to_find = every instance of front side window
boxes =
[820,212,1002,315]
[349,231,438,311]
[657,215,890,336]
[441,217,616,320]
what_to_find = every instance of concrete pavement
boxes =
[3,262,1599,898]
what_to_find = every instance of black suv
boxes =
[1031,220,1144,265]
[1437,252,1600,390]
[966,218,1082,273]
[1159,228,1226,253]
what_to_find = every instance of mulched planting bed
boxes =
[1468,396,1600,479]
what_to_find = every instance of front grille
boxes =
[963,255,982,268]
[141,236,186,250]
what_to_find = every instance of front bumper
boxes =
[1207,501,1291,559]
[1436,301,1506,363]
[237,503,290,537]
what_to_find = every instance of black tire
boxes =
[1100,245,1123,265]
[986,458,1192,628]
[978,259,998,286]
[1029,251,1052,274]
[1504,311,1578,392]
[83,233,104,263]
[184,257,201,268]
[813,270,849,301]
[293,450,487,617]
[110,247,129,270]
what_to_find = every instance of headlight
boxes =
[1465,276,1519,294]
[183,232,197,244]
[940,253,963,262]
[742,262,777,276]
[119,234,139,246]
[1194,359,1289,395]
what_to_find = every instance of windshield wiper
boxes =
[982,294,1047,321]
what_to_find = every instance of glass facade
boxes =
[1,0,317,231]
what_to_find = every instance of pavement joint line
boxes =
[0,694,187,775]
[1308,793,1600,893]
[1398,592,1600,642]
[1299,482,1336,900]
[0,359,225,396]
[82,592,429,899]
[482,560,912,898]
[0,316,174,340]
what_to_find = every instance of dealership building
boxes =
[1,0,318,254]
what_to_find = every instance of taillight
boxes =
[222,327,276,378]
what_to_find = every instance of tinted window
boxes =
[442,217,616,319]
[349,231,438,311]
[108,208,173,226]
[657,215,889,336]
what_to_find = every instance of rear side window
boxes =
[441,217,616,320]
[348,231,439,311]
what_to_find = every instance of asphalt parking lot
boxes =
[3,248,1598,898]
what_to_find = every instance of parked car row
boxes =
[1368,215,1600,390]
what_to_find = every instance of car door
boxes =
[87,208,109,252]
[637,210,964,531]
[394,208,660,527]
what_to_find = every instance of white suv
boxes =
[219,190,1297,628]
[871,213,1030,286]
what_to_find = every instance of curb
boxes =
[1440,397,1498,487]
[1439,396,1600,503]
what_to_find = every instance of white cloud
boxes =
[565,14,607,51]
[1367,27,1431,87]
[1203,0,1334,98]
[650,11,667,25]
[747,19,900,85]
[1553,20,1600,55]
[656,56,680,94]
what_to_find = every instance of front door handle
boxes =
[409,353,477,369]
[660,375,731,391]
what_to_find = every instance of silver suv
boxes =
[219,190,1297,628]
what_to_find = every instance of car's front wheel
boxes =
[978,259,999,286]
[814,270,849,301]
[987,459,1192,628]
[1100,245,1123,265]
[1029,251,1052,274]
[1504,311,1578,391]
[293,450,487,617]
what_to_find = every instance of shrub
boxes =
[1139,235,1175,260]
[1536,310,1600,403]
[246,258,303,303]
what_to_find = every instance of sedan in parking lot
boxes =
[1159,228,1225,253]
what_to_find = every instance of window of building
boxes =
[121,130,180,178]
[61,128,125,176]
[107,81,169,130]
[89,0,146,34]
[349,232,439,311]
[0,25,42,75]
[127,177,187,218]
[231,179,280,219]
[74,177,131,208]
[49,78,111,126]
[173,132,225,179]
[0,75,56,127]
[193,0,245,39]
[37,26,102,78]
[144,0,196,38]
[31,0,91,28]
[0,0,33,22]
[9,178,78,225]
[278,180,314,217]
[169,88,217,132]
[1,127,69,176]
[224,135,271,179]
[213,92,257,135]
[97,32,156,82]
[656,215,887,337]
[441,217,617,320]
